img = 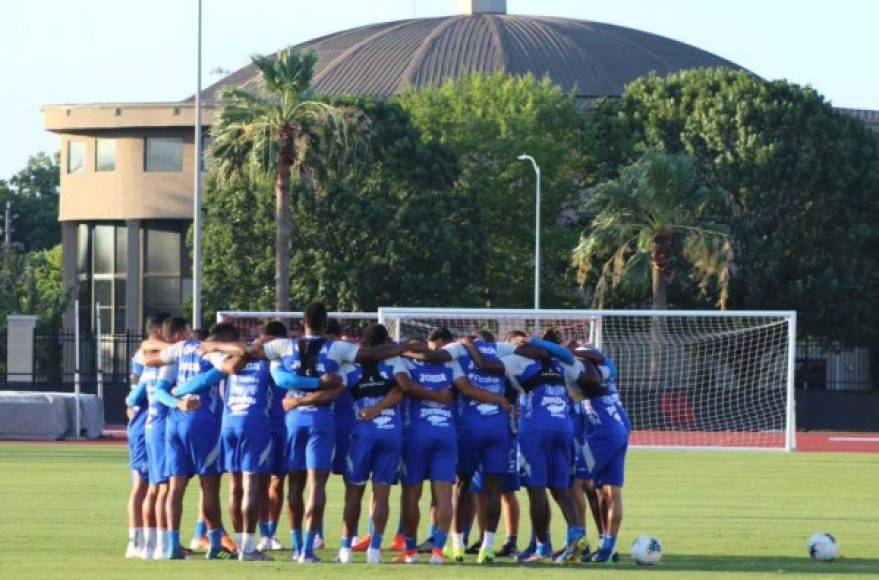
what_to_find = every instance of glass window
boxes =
[114,226,127,273]
[93,225,114,275]
[145,137,183,172]
[76,224,90,276]
[96,139,116,172]
[94,279,112,309]
[144,277,181,310]
[146,229,181,275]
[68,140,85,174]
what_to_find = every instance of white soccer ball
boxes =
[808,533,838,561]
[630,535,663,565]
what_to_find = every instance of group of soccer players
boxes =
[124,302,630,565]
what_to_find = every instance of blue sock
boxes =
[396,516,405,535]
[208,529,222,550]
[434,530,448,551]
[405,536,417,551]
[316,523,324,539]
[367,517,374,536]
[268,521,278,537]
[169,530,180,550]
[463,523,472,545]
[341,536,352,549]
[566,525,585,546]
[290,529,303,553]
[193,520,207,539]
[369,533,383,550]
[304,531,317,557]
[428,524,437,541]
[259,522,272,538]
[536,541,551,557]
[602,535,617,554]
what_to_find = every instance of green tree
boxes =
[573,151,733,309]
[0,152,60,252]
[210,48,361,312]
[399,73,587,307]
[585,68,879,340]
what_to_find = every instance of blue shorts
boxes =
[128,427,148,477]
[145,423,168,485]
[583,436,628,488]
[457,427,511,476]
[222,427,273,474]
[286,422,335,472]
[471,469,520,493]
[270,426,287,476]
[332,419,354,475]
[401,431,457,485]
[518,430,573,489]
[346,433,402,485]
[165,418,222,478]
[572,434,591,481]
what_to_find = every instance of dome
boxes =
[196,14,744,103]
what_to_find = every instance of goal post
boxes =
[216,311,379,341]
[379,307,797,452]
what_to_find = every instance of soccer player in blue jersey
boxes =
[393,329,511,565]
[124,312,168,558]
[336,323,406,565]
[142,317,229,559]
[257,302,409,563]
[571,345,630,563]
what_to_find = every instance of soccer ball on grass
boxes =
[808,533,838,561]
[630,535,662,565]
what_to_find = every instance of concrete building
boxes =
[42,0,879,333]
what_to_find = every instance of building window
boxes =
[96,139,116,172]
[68,140,86,174]
[145,137,183,172]
[76,223,127,333]
[143,223,189,321]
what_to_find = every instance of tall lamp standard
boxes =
[192,0,203,329]
[518,153,541,310]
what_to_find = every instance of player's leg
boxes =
[340,482,366,563]
[126,470,148,558]
[258,425,287,551]
[450,474,473,560]
[301,468,330,562]
[518,431,553,562]
[590,440,627,563]
[498,489,520,556]
[339,433,373,562]
[475,428,511,562]
[228,472,244,538]
[525,486,551,560]
[396,482,423,563]
[238,472,272,560]
[141,483,158,559]
[165,475,190,558]
[200,473,232,559]
[427,435,457,564]
[547,431,585,563]
[287,470,307,558]
[155,482,169,559]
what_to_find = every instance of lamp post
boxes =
[518,153,541,310]
[192,0,203,329]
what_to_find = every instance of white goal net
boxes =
[379,308,797,451]
[216,311,379,342]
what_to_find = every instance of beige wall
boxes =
[59,128,201,221]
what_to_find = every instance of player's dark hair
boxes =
[190,328,208,341]
[145,312,170,336]
[326,318,342,338]
[262,320,288,338]
[505,330,527,341]
[208,322,240,342]
[428,327,453,344]
[303,302,328,333]
[162,317,189,341]
[542,328,563,344]
[476,329,495,342]
[362,324,390,347]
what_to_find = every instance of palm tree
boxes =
[573,150,733,309]
[210,48,360,312]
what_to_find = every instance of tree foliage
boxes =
[399,73,587,307]
[584,68,879,341]
[0,244,68,333]
[0,152,60,252]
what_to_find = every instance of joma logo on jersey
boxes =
[417,373,449,384]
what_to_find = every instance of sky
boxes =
[0,0,876,178]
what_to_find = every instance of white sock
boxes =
[452,532,465,549]
[128,527,136,543]
[134,527,145,547]
[145,528,157,549]
[237,533,244,550]
[482,531,496,550]
[242,533,256,553]
[156,528,166,557]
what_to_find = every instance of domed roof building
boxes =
[198,1,742,103]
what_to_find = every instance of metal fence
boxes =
[796,338,875,392]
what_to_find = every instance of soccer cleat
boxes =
[168,547,193,560]
[313,536,325,550]
[416,537,436,553]
[366,548,382,564]
[337,547,353,563]
[206,547,235,560]
[239,550,274,561]
[290,550,300,561]
[519,551,548,564]
[466,540,481,555]
[256,536,283,551]
[220,533,238,554]
[497,540,517,558]
[589,549,616,563]
[392,549,419,564]
[553,544,580,565]
[190,535,210,551]
[430,548,447,564]
[297,553,322,564]
[389,534,406,552]
[125,542,141,559]
[141,544,155,560]
[352,535,371,552]
[515,545,535,564]
[448,546,465,563]
[477,548,495,564]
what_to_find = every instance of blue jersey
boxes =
[127,353,149,433]
[163,340,221,423]
[144,364,174,430]
[566,359,629,440]
[334,386,355,426]
[445,341,509,432]
[267,362,287,432]
[276,337,338,427]
[216,357,274,432]
[400,358,462,434]
[346,358,403,438]
[502,354,571,434]
[598,354,631,431]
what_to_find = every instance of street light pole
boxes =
[518,154,541,310]
[192,0,203,329]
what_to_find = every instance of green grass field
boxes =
[1,444,878,579]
